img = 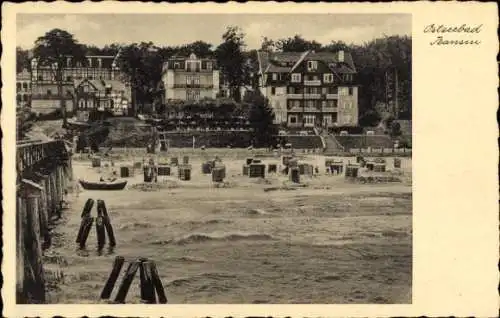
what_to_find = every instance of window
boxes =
[272,73,277,81]
[67,76,72,81]
[327,100,337,108]
[343,101,352,109]
[304,115,315,125]
[276,87,285,95]
[291,73,301,83]
[307,60,318,71]
[206,62,213,71]
[17,83,21,92]
[174,62,180,69]
[324,73,334,83]
[348,87,354,95]
[47,89,52,96]
[338,87,348,96]
[290,116,297,124]
[271,87,276,95]
[323,115,332,126]
[307,100,314,108]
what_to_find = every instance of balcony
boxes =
[321,106,338,112]
[173,84,214,89]
[287,93,303,99]
[175,68,214,73]
[326,94,338,99]
[31,94,72,100]
[303,93,321,99]
[303,107,321,113]
[304,80,321,86]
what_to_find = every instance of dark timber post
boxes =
[16,195,26,303]
[25,194,46,303]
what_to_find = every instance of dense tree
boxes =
[176,41,213,57]
[275,35,322,52]
[245,90,277,147]
[358,110,382,127]
[33,28,87,125]
[350,35,412,120]
[390,121,402,137]
[322,40,350,52]
[215,26,247,102]
[260,36,275,52]
[16,47,31,73]
[115,42,163,115]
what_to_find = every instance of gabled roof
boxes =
[74,78,128,92]
[17,69,31,81]
[257,50,357,75]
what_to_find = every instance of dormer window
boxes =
[343,74,353,82]
[323,73,334,83]
[291,73,301,83]
[307,60,318,71]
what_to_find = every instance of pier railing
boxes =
[16,139,72,304]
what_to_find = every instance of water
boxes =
[44,156,412,304]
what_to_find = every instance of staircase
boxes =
[322,133,345,156]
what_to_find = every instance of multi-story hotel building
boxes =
[256,50,358,128]
[30,55,131,115]
[161,53,220,102]
[16,68,31,108]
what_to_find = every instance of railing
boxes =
[173,84,214,89]
[321,107,338,112]
[326,94,338,99]
[304,80,321,86]
[31,94,72,100]
[287,94,303,99]
[17,140,69,174]
[303,93,321,99]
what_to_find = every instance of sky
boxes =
[17,13,411,50]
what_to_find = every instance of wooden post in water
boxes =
[16,196,26,303]
[25,194,46,303]
[37,176,50,248]
[45,172,53,220]
[49,171,58,218]
[55,166,63,217]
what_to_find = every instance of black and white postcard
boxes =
[2,2,498,317]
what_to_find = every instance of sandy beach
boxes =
[44,150,412,304]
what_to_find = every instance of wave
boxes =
[183,219,232,226]
[174,233,276,245]
[119,222,153,230]
[245,208,270,216]
[166,256,207,263]
[167,272,238,287]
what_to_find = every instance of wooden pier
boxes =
[16,139,72,304]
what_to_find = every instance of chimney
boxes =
[338,50,344,63]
